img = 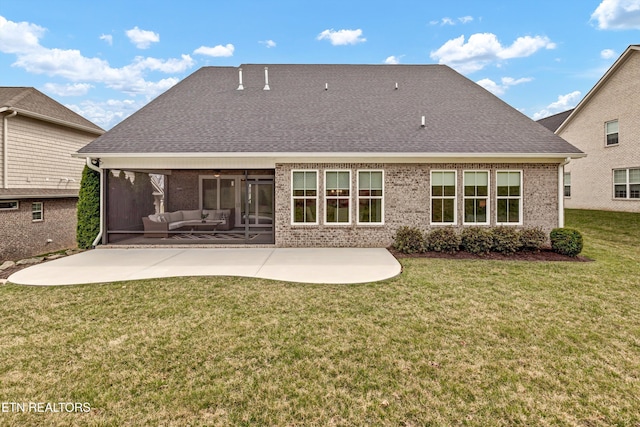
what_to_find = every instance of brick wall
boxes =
[560,50,640,212]
[0,198,78,261]
[275,162,559,247]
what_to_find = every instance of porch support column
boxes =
[244,170,250,243]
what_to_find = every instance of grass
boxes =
[1,209,639,426]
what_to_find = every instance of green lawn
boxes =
[1,209,639,426]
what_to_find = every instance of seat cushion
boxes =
[182,209,201,221]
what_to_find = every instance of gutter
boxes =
[558,157,571,228]
[85,157,104,248]
[1,108,18,189]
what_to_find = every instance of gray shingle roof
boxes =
[536,109,574,132]
[78,64,582,155]
[0,188,79,199]
[1,87,103,133]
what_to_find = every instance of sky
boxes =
[1,0,639,130]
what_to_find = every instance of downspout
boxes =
[2,109,18,189]
[86,157,104,247]
[558,157,571,228]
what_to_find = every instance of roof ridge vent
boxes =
[237,67,244,90]
[263,67,270,91]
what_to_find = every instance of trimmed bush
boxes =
[426,227,461,254]
[77,165,101,249]
[393,226,426,254]
[519,227,547,252]
[491,226,521,254]
[460,227,493,255]
[550,228,583,257]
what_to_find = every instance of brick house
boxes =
[1,87,104,260]
[542,45,640,212]
[75,64,583,247]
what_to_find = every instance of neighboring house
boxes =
[550,45,640,212]
[0,87,104,260]
[76,64,583,247]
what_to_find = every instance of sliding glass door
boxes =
[241,179,274,226]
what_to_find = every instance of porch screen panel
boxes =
[202,179,218,210]
[292,171,317,223]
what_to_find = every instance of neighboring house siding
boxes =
[6,115,92,190]
[0,198,77,261]
[275,163,558,247]
[560,50,640,212]
[0,117,4,188]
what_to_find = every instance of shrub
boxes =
[491,226,521,254]
[460,227,493,255]
[550,228,583,257]
[393,226,426,254]
[77,165,101,249]
[519,227,547,252]
[426,227,461,254]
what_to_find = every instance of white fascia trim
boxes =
[72,151,587,160]
[1,107,104,135]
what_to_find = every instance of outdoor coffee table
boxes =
[189,219,225,234]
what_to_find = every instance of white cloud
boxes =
[0,16,194,102]
[260,39,276,48]
[532,91,582,120]
[601,48,617,58]
[43,82,93,96]
[99,34,113,46]
[67,98,144,130]
[193,43,235,57]
[476,76,533,96]
[317,29,366,46]
[384,55,402,64]
[0,15,45,53]
[430,16,474,26]
[430,33,556,73]
[125,26,159,49]
[591,0,640,29]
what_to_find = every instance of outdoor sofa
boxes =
[142,209,234,238]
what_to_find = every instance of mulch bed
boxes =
[388,247,593,262]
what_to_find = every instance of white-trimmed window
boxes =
[431,170,457,224]
[613,168,640,199]
[463,171,489,224]
[291,170,318,224]
[496,171,522,224]
[32,202,43,222]
[0,200,18,210]
[357,170,384,224]
[325,170,351,224]
[564,172,571,197]
[606,120,619,146]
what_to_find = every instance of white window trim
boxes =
[605,120,619,147]
[324,170,351,225]
[291,169,319,225]
[430,170,458,226]
[32,201,43,222]
[613,167,640,200]
[0,200,19,210]
[496,170,523,226]
[356,170,385,225]
[462,170,490,226]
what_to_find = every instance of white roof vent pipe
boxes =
[263,67,270,91]
[395,82,398,90]
[421,116,426,128]
[325,83,328,91]
[237,67,244,90]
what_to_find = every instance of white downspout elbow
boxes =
[85,157,104,247]
[558,157,571,228]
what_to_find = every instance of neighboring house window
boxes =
[564,172,571,197]
[292,170,318,224]
[32,202,43,222]
[606,120,619,146]
[0,200,18,210]
[357,170,384,224]
[325,170,351,224]
[431,171,457,224]
[463,171,489,224]
[613,168,640,199]
[496,171,522,224]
